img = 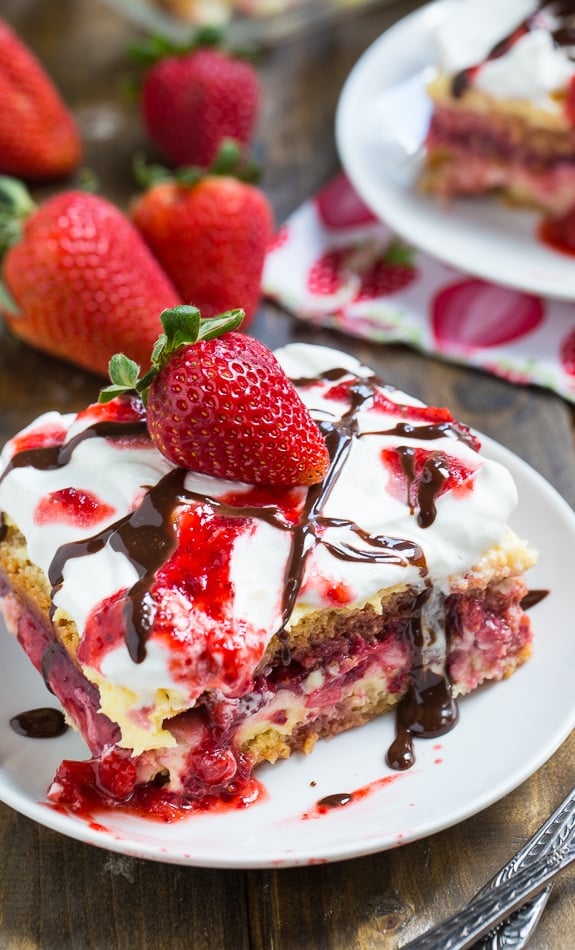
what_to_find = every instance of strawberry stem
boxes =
[127,25,224,69]
[133,142,260,191]
[99,304,244,405]
[126,25,258,72]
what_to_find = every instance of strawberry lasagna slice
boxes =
[422,0,575,213]
[0,344,536,812]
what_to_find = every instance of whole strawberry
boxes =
[0,177,180,376]
[100,305,330,486]
[130,151,273,326]
[137,33,260,168]
[0,19,81,180]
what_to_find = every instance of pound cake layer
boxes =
[0,343,537,810]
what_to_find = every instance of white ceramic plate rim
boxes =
[335,0,575,301]
[0,435,573,868]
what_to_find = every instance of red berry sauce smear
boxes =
[538,209,575,258]
[48,750,264,825]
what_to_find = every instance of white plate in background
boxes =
[336,0,575,300]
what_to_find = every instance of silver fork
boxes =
[474,785,575,949]
[403,786,575,950]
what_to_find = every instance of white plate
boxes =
[0,436,574,868]
[336,0,575,301]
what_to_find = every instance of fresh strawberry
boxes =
[431,279,545,349]
[0,177,180,377]
[100,305,330,486]
[0,19,82,180]
[130,151,273,327]
[135,32,260,168]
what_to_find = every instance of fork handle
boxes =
[403,848,575,950]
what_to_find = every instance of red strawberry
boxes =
[0,19,82,180]
[560,326,575,376]
[100,305,330,486]
[139,38,260,168]
[431,279,545,348]
[130,154,273,327]
[0,177,180,376]
[315,172,378,230]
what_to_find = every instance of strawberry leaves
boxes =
[99,305,329,487]
[0,176,36,255]
[100,304,244,404]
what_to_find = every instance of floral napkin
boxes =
[262,172,575,404]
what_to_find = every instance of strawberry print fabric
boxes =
[263,172,575,404]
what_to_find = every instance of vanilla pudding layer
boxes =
[0,344,537,805]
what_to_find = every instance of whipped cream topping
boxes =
[0,344,518,751]
[434,0,575,107]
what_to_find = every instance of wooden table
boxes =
[0,1,573,946]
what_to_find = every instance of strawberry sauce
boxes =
[538,210,575,256]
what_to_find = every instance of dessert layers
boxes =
[422,0,575,212]
[0,344,537,809]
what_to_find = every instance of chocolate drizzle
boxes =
[386,590,458,770]
[521,588,549,610]
[3,364,478,768]
[451,2,575,98]
[0,421,147,482]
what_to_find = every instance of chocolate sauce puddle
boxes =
[6,365,478,768]
[10,707,68,739]
[317,792,353,809]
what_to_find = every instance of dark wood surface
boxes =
[0,1,573,946]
